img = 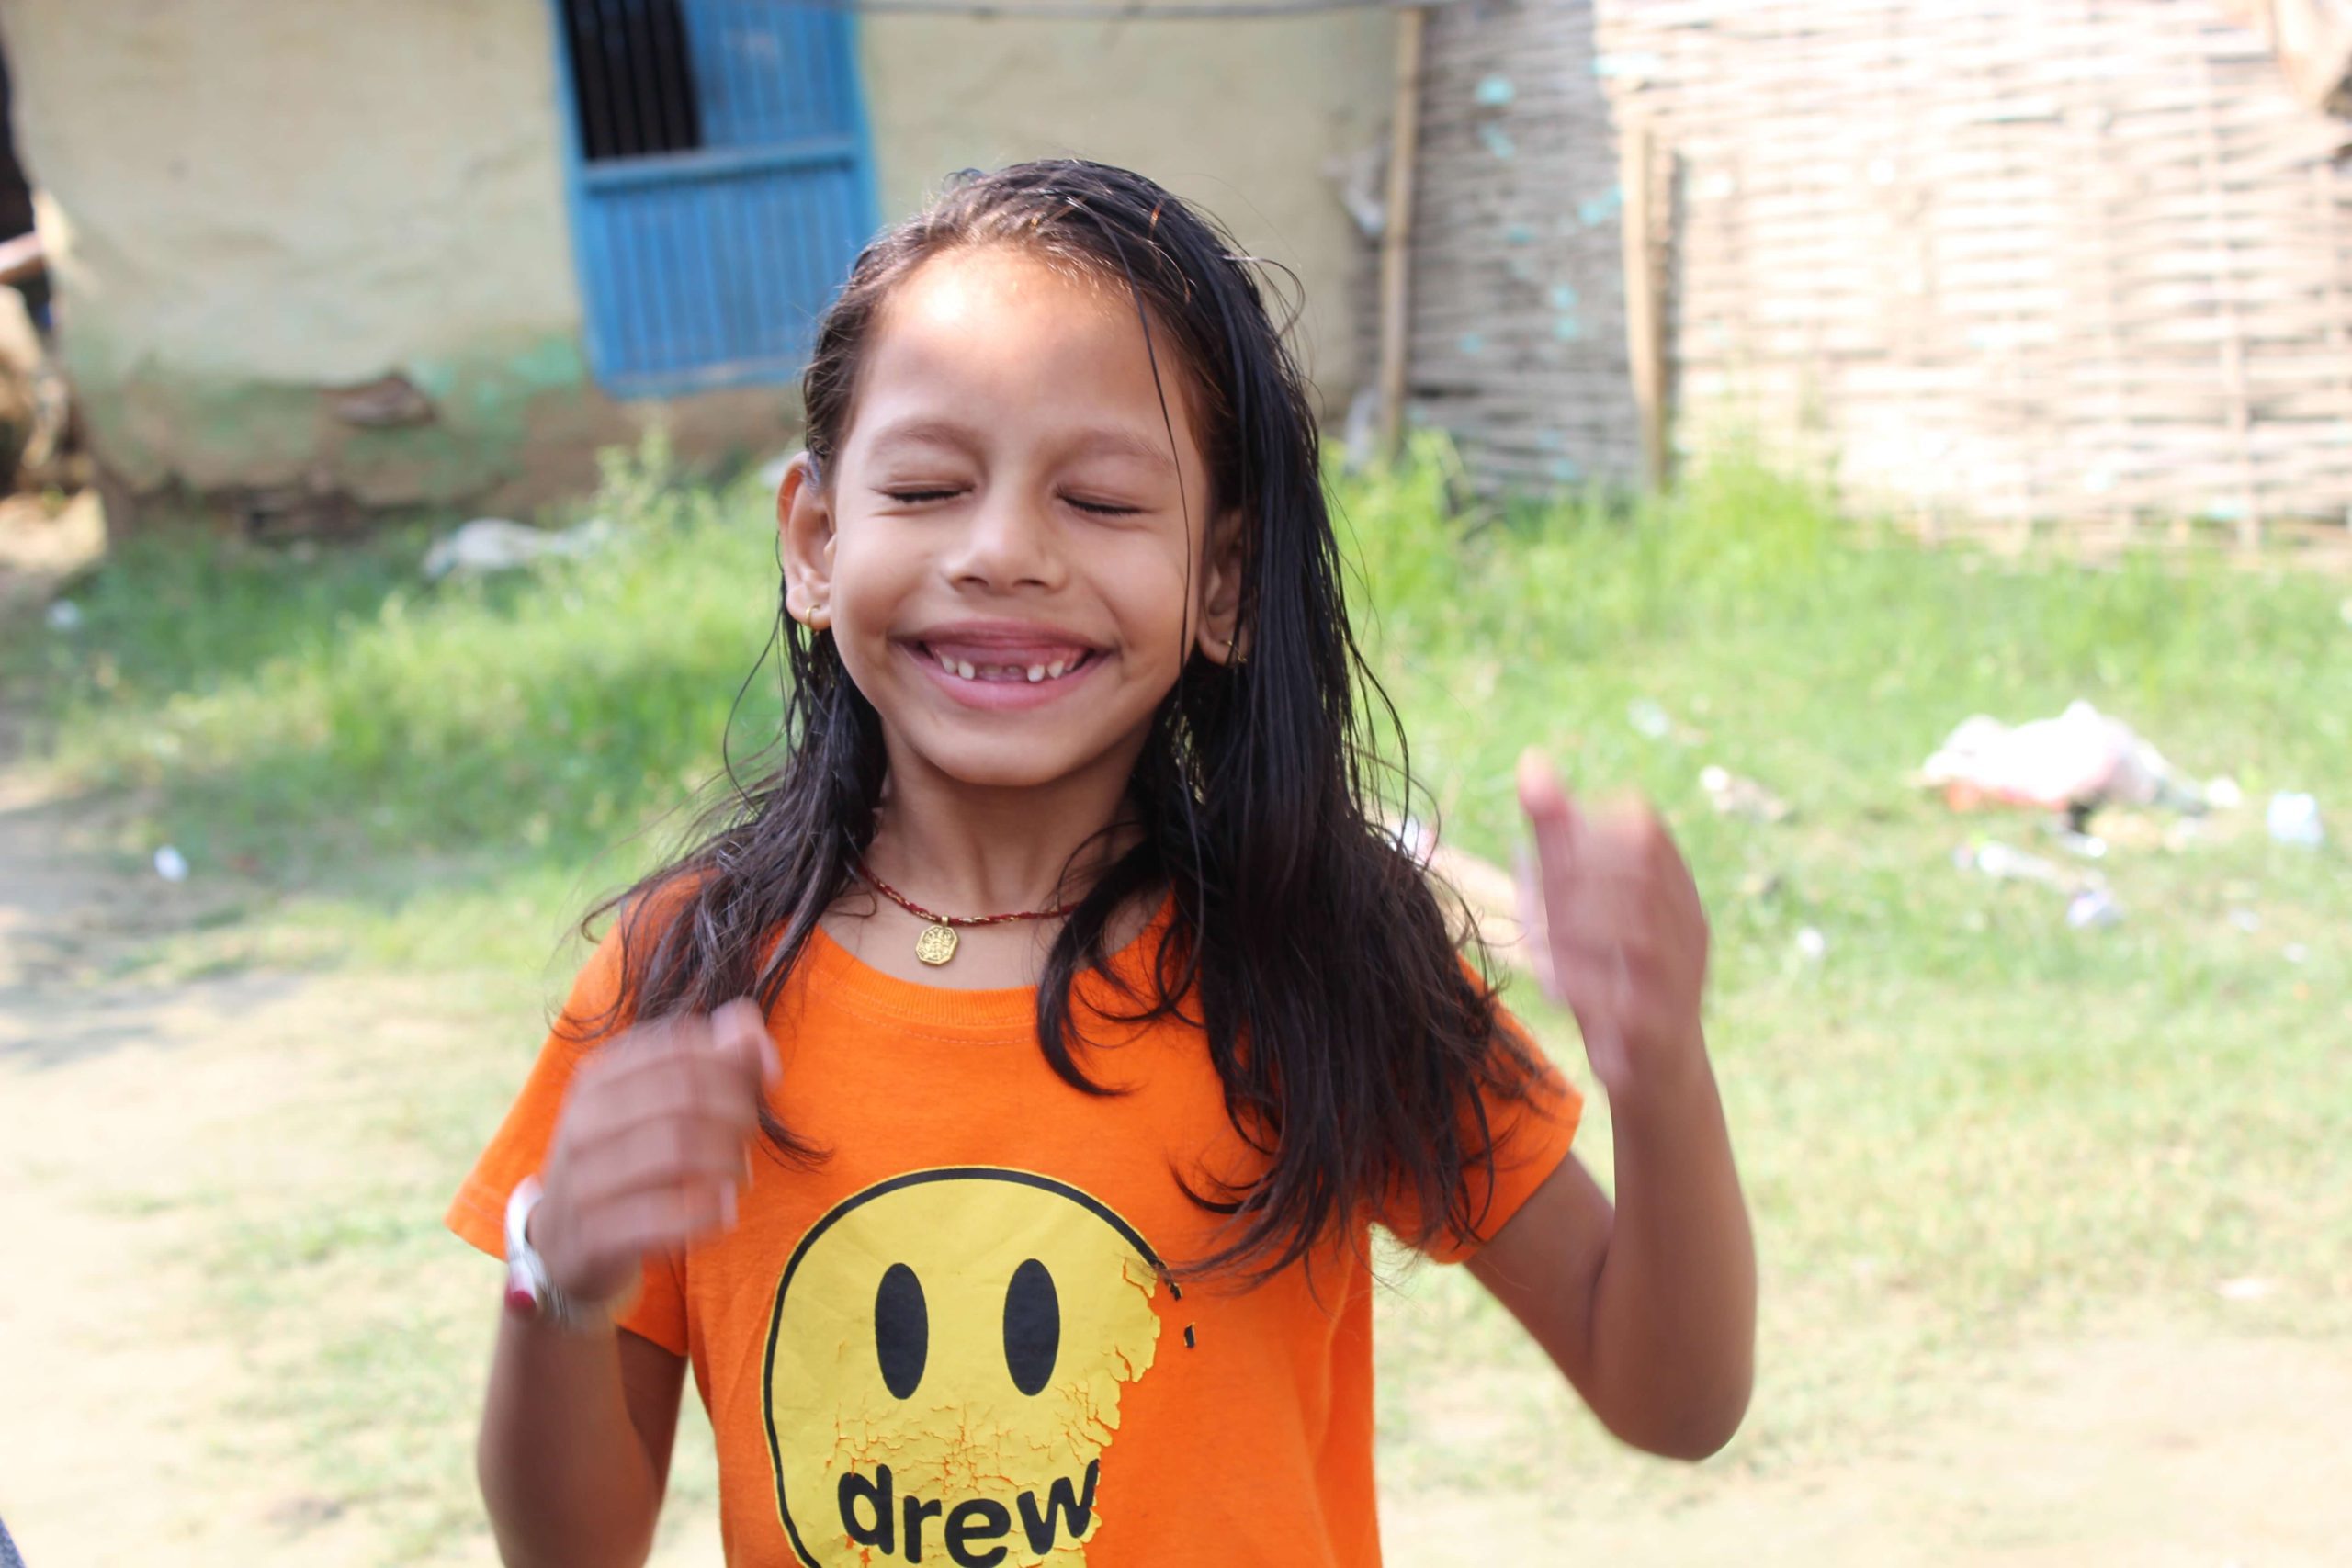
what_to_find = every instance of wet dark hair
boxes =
[577,159,1545,1281]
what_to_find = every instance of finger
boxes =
[1555,801,1688,943]
[1547,824,1641,957]
[1521,753,1642,1071]
[596,1005,763,1098]
[597,1035,765,1128]
[1511,841,1555,992]
[587,1064,762,1150]
[1596,797,1702,915]
[598,1180,739,1259]
[1518,751,1586,1001]
[1544,942,1629,1018]
[710,997,780,1092]
[1511,850,1630,996]
[573,1012,684,1088]
[1516,746,1576,829]
[576,1114,755,1206]
[1559,804,1707,975]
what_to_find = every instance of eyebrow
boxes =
[865,418,1176,471]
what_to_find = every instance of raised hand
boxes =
[1515,750,1711,1098]
[531,998,776,1310]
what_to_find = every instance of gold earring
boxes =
[1226,625,1244,667]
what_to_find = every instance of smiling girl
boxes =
[447,161,1754,1568]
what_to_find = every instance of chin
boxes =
[906,733,1106,791]
[888,703,1159,795]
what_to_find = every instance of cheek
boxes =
[827,535,918,630]
[1098,542,1205,660]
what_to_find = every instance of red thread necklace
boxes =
[853,861,1081,967]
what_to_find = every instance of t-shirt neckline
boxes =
[798,895,1175,1035]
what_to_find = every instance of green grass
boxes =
[6,438,786,974]
[1345,444,2352,1507]
[7,434,2349,1551]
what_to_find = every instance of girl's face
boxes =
[782,245,1239,793]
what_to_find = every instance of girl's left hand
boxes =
[1516,749,1711,1098]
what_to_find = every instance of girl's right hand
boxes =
[531,998,777,1309]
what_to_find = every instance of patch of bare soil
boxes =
[1384,1332,2352,1565]
[0,744,729,1566]
[0,756,394,1562]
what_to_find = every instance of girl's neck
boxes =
[864,742,1141,917]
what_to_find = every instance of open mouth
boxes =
[913,641,1102,685]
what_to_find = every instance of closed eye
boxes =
[1066,496,1143,517]
[882,488,963,505]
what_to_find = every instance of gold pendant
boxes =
[914,922,959,966]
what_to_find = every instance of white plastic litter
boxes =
[1956,839,2073,890]
[2266,792,2325,849]
[153,845,189,883]
[1794,926,1829,962]
[2065,888,2124,929]
[1920,701,2206,814]
[422,516,614,582]
[1627,697,1673,740]
[1958,839,2119,928]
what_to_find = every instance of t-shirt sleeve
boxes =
[1383,984,1584,1266]
[444,927,690,1356]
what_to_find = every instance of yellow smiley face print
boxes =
[762,1168,1169,1567]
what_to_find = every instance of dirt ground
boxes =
[1380,1331,2352,1566]
[3,536,2349,1565]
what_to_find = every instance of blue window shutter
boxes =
[549,0,877,397]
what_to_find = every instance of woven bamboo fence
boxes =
[1402,0,1646,491]
[1403,0,2352,547]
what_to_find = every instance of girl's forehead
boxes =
[909,243,1112,304]
[884,245,1127,341]
[850,245,1208,460]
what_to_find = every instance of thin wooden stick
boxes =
[2192,38,2264,549]
[1620,119,1668,492]
[1377,6,1428,464]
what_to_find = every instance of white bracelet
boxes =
[503,1175,611,1332]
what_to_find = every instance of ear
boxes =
[777,453,836,631]
[1194,506,1250,666]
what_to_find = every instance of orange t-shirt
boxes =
[447,911,1580,1568]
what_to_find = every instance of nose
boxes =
[941,487,1065,593]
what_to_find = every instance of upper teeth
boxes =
[932,649,1079,681]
